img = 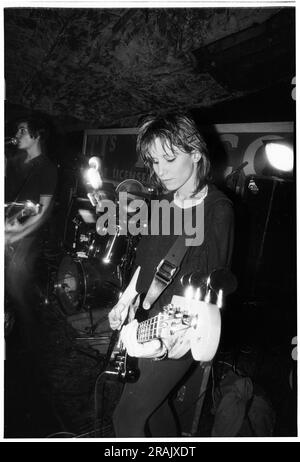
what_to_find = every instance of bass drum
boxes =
[55,255,122,315]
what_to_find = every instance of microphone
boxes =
[226,161,248,179]
[5,137,18,146]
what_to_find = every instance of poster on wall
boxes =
[82,122,294,191]
[82,128,147,187]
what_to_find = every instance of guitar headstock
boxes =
[166,269,236,361]
[181,268,237,305]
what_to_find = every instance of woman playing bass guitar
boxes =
[108,113,234,437]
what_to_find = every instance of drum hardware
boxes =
[102,226,121,264]
[115,179,150,216]
[115,179,149,197]
[95,179,149,265]
[72,216,81,250]
[86,237,101,258]
[54,254,123,315]
[67,210,103,258]
[55,178,144,353]
[87,191,102,208]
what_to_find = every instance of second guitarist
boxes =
[5,115,57,353]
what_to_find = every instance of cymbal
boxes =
[116,190,150,199]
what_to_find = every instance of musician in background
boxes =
[5,114,57,353]
[108,113,234,437]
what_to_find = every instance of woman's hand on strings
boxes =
[108,302,129,330]
[119,319,167,359]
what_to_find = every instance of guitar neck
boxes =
[136,313,161,343]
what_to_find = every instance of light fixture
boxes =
[85,156,103,190]
[86,168,102,189]
[265,141,294,173]
[88,156,101,170]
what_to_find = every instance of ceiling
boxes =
[4,7,296,131]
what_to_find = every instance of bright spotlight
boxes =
[86,167,102,189]
[88,156,101,170]
[265,142,294,172]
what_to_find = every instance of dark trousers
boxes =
[113,355,194,437]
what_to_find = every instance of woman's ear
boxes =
[192,151,202,163]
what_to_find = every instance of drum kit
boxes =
[55,179,150,318]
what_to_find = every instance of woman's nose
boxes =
[156,161,166,177]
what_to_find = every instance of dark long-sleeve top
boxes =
[134,184,234,316]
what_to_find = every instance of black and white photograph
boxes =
[2,1,297,441]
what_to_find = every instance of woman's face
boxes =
[149,137,200,196]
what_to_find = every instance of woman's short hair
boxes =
[136,113,211,195]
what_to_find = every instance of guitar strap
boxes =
[142,185,210,311]
[142,233,189,310]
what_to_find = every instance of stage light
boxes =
[85,156,102,190]
[86,167,102,189]
[265,142,294,172]
[88,156,101,170]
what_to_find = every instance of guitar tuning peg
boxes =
[195,287,202,300]
[206,275,211,292]
[164,304,174,314]
[204,289,212,304]
[217,289,224,308]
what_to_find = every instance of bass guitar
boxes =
[104,267,233,383]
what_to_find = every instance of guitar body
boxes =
[106,297,222,381]
[171,295,221,362]
[190,301,221,362]
[106,344,140,383]
[104,268,142,382]
[104,266,226,383]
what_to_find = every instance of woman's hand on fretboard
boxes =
[120,319,165,359]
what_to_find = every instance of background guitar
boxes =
[5,200,42,255]
[4,200,42,337]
